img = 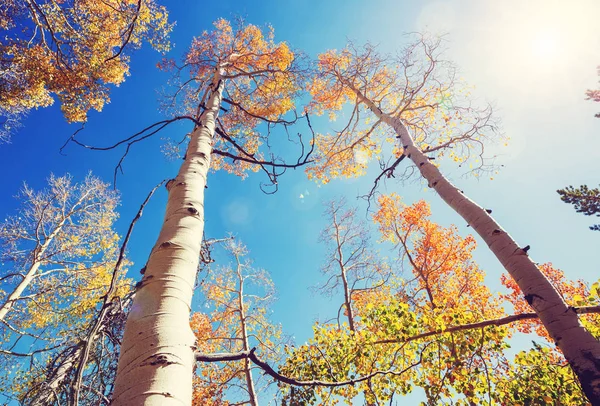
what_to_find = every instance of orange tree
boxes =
[306,35,600,402]
[279,196,599,404]
[280,197,508,405]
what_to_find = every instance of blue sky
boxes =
[0,0,599,403]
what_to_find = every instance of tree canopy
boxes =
[0,0,172,141]
[0,2,599,405]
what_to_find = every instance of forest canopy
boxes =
[0,1,599,405]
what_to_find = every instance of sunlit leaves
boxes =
[493,344,590,405]
[0,173,130,402]
[162,18,305,178]
[0,173,126,331]
[0,0,172,136]
[306,38,501,183]
[281,197,512,404]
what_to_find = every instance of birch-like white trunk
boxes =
[237,261,259,406]
[332,211,355,332]
[0,218,67,322]
[350,84,600,402]
[0,260,43,322]
[111,70,225,405]
[30,347,82,406]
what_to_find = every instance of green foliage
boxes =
[557,184,600,231]
[493,343,590,406]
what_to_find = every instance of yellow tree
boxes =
[0,173,129,403]
[372,196,508,404]
[192,240,285,406]
[112,19,306,405]
[0,173,122,326]
[307,37,600,402]
[0,0,171,141]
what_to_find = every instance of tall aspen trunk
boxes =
[0,259,43,321]
[0,218,67,322]
[237,261,259,406]
[112,70,225,406]
[349,83,600,402]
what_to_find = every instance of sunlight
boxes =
[530,30,561,60]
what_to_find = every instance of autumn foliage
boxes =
[0,173,131,402]
[191,241,285,405]
[0,0,171,139]
[306,39,500,184]
[160,18,304,179]
[1,9,599,405]
[279,196,598,405]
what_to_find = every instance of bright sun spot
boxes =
[531,31,561,59]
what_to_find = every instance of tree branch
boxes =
[195,347,421,388]
[373,305,600,345]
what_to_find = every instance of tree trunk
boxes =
[332,210,355,332]
[0,260,43,322]
[111,70,225,406]
[29,299,129,405]
[237,260,259,406]
[0,218,67,322]
[352,84,600,403]
[30,347,82,406]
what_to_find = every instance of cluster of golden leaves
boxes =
[1,0,171,123]
[0,174,129,331]
[281,196,509,405]
[190,313,231,406]
[162,18,302,178]
[373,195,509,403]
[282,195,596,404]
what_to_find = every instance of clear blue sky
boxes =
[0,0,598,403]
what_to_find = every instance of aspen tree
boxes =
[308,37,600,403]
[112,19,305,405]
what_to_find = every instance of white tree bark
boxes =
[350,83,600,402]
[332,210,356,332]
[30,347,82,406]
[0,250,47,322]
[0,203,74,321]
[237,262,259,406]
[112,70,225,406]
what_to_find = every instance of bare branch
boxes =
[196,348,421,388]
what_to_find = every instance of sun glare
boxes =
[531,31,561,60]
